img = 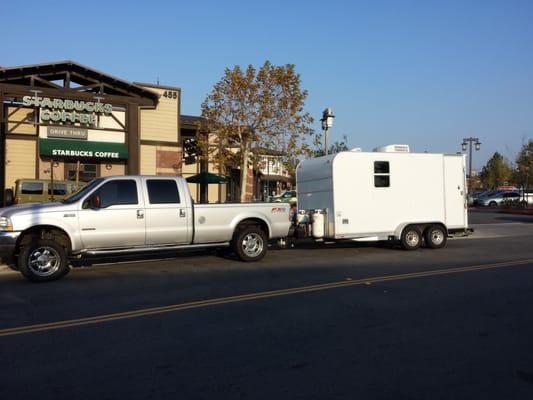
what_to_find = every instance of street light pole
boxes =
[320,108,335,156]
[461,137,481,192]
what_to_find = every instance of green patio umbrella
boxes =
[186,171,228,184]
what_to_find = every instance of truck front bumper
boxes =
[0,231,21,266]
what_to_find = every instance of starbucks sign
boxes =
[23,95,113,126]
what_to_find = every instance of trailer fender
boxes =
[394,222,447,240]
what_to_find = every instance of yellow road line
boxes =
[1,258,532,338]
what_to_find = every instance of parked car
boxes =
[479,191,519,207]
[272,190,297,204]
[472,190,503,206]
[4,179,86,206]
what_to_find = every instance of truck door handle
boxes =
[137,210,144,219]
[179,209,186,218]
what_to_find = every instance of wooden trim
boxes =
[134,82,182,91]
[35,138,40,177]
[6,133,38,141]
[127,104,140,174]
[177,88,181,145]
[0,95,5,205]
[140,139,181,147]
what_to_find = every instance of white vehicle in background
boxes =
[294,144,470,250]
[0,176,291,282]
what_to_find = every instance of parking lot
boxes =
[1,210,533,399]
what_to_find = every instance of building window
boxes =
[147,179,180,204]
[374,161,390,187]
[65,163,98,182]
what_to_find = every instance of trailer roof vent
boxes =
[373,144,410,153]
[350,147,362,152]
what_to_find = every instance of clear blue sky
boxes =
[2,0,532,169]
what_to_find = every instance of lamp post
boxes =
[320,108,335,155]
[461,137,481,192]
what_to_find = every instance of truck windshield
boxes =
[62,178,104,204]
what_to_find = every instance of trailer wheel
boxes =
[400,226,422,251]
[424,225,447,249]
[18,238,70,282]
[233,226,267,262]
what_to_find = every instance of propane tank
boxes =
[312,209,325,239]
[296,210,309,224]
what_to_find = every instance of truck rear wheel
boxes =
[400,226,421,251]
[18,238,70,282]
[424,225,447,249]
[233,226,267,262]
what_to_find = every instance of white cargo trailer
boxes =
[295,145,469,250]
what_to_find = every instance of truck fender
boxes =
[229,212,272,238]
[16,218,80,253]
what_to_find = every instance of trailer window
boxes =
[374,161,389,174]
[374,161,390,187]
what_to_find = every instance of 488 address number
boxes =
[163,90,178,99]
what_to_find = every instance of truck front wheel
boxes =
[233,226,267,262]
[18,238,70,282]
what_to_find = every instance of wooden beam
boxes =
[31,75,63,89]
[126,104,140,174]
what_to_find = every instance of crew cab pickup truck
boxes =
[0,176,291,282]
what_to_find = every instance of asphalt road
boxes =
[1,210,533,400]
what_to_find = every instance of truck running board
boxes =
[83,242,230,256]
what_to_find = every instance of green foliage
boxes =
[313,135,350,157]
[479,152,514,188]
[200,61,315,200]
[515,139,533,189]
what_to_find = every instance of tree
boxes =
[313,135,350,157]
[201,61,315,202]
[515,139,533,190]
[479,152,513,189]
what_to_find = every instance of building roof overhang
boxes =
[0,60,159,105]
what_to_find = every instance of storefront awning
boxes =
[39,138,128,160]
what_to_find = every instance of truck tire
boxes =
[18,238,70,282]
[424,225,447,249]
[400,226,421,251]
[233,226,267,262]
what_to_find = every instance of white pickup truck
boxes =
[0,176,291,281]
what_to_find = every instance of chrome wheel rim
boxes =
[242,233,264,258]
[430,229,444,245]
[405,231,420,247]
[28,246,61,277]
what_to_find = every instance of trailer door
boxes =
[443,155,467,228]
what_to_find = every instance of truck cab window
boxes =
[96,180,138,208]
[147,179,180,204]
[374,161,390,187]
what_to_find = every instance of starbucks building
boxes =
[0,61,191,205]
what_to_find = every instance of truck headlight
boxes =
[0,217,13,231]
